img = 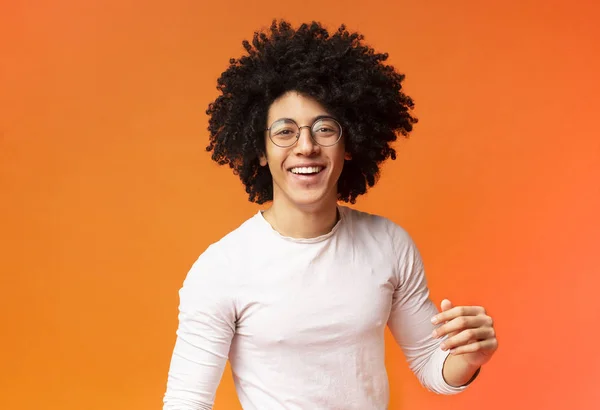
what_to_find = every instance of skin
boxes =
[259,90,348,239]
[259,90,498,387]
[433,299,499,386]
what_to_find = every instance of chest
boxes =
[233,254,397,349]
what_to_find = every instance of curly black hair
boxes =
[206,19,418,204]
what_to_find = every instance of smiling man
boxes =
[163,20,498,410]
[260,94,346,238]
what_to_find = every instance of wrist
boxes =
[442,354,481,387]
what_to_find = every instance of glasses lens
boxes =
[269,119,299,147]
[312,118,341,146]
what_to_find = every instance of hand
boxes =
[431,299,498,368]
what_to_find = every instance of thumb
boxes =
[441,298,453,312]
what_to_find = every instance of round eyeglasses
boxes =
[265,117,343,148]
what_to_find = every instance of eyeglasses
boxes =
[265,116,343,148]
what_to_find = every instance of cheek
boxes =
[264,147,289,171]
[331,147,347,169]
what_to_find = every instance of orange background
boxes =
[1,0,599,409]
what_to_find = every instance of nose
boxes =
[295,126,319,155]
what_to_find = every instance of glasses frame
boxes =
[265,116,343,148]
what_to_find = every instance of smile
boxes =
[289,166,324,175]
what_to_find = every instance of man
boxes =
[163,20,498,410]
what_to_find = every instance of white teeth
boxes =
[290,166,323,174]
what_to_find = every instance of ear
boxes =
[259,153,268,167]
[344,152,352,160]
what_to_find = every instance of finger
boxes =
[440,299,453,312]
[440,327,496,351]
[439,299,460,338]
[432,314,492,339]
[431,305,486,325]
[439,299,456,336]
[449,338,499,356]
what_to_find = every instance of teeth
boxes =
[290,166,323,174]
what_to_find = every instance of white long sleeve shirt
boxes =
[163,206,470,409]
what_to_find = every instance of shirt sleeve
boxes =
[163,247,237,409]
[386,227,472,395]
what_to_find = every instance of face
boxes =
[260,91,347,212]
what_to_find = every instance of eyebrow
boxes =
[275,115,335,123]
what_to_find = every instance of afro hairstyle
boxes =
[206,19,418,204]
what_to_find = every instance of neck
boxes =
[262,198,339,239]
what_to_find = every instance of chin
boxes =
[286,189,337,211]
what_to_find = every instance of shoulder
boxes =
[209,213,263,258]
[339,206,421,273]
[184,213,262,285]
[339,205,413,244]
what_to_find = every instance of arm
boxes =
[386,228,473,394]
[163,250,236,410]
[442,353,481,387]
[432,299,497,387]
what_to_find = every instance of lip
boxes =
[286,163,327,171]
[288,171,325,183]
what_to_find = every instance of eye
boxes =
[313,119,340,132]
[274,129,296,136]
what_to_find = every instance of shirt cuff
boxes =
[431,347,477,394]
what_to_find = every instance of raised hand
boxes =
[431,299,498,368]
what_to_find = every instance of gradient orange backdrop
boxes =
[1,1,599,409]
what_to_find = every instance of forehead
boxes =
[267,91,331,124]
